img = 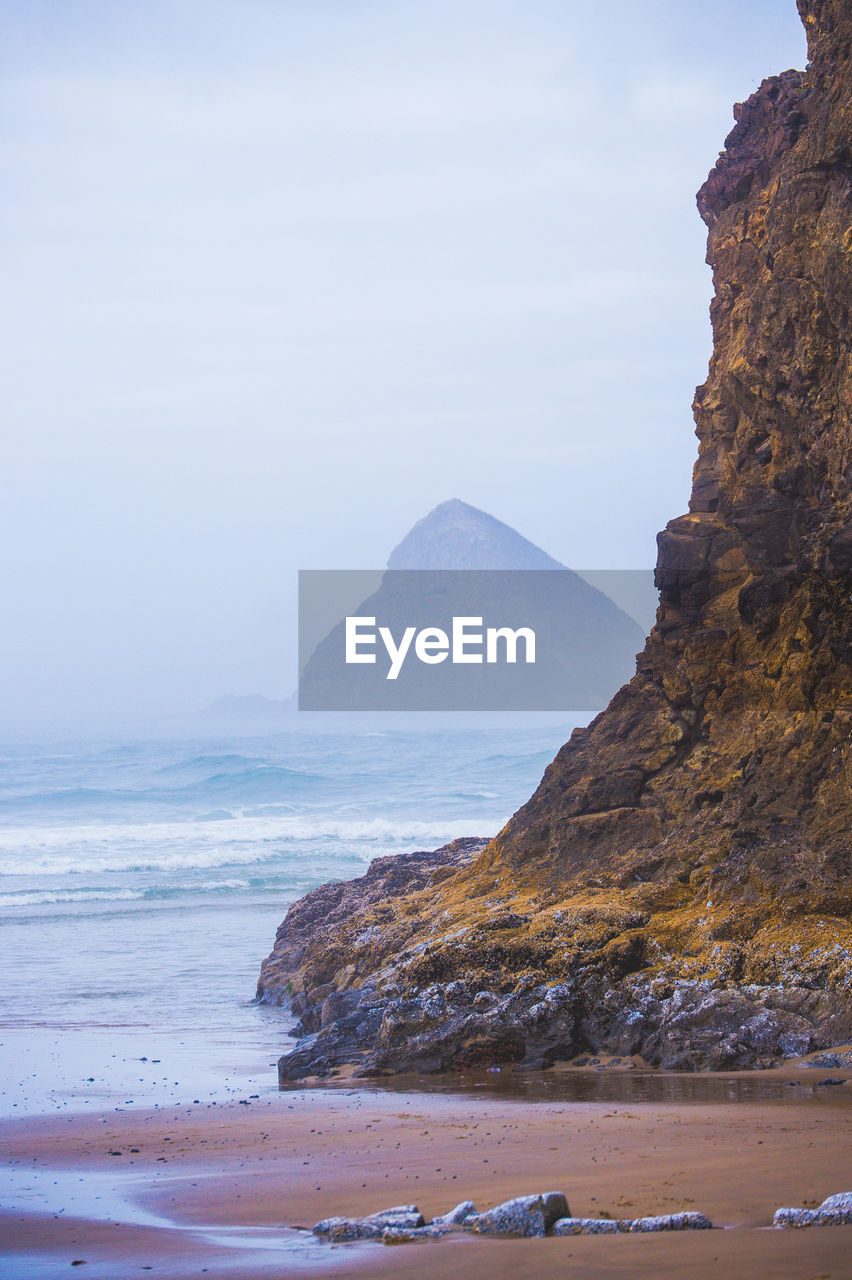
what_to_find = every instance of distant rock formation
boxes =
[387,499,566,571]
[298,501,644,711]
[261,0,852,1075]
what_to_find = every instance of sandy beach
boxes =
[4,1073,852,1279]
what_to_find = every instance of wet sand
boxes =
[4,1076,852,1279]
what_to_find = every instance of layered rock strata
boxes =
[260,0,852,1076]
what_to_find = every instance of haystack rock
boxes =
[387,499,566,571]
[260,0,852,1076]
[297,499,644,712]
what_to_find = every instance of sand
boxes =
[4,1076,852,1279]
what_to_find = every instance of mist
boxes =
[0,0,806,734]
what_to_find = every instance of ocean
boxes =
[0,725,578,1117]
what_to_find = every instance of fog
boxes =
[0,1,806,734]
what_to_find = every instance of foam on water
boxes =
[0,813,493,877]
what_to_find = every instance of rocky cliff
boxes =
[259,0,852,1077]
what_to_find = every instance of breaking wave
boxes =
[0,813,497,877]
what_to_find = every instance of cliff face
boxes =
[260,0,852,1077]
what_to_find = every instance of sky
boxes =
[0,0,807,734]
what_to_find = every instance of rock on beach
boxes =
[774,1192,852,1228]
[466,1191,570,1238]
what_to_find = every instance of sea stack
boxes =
[262,0,852,1076]
[386,498,567,570]
[296,499,644,712]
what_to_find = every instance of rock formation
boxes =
[774,1191,852,1228]
[387,498,567,571]
[309,1195,714,1244]
[259,0,852,1075]
[298,498,644,711]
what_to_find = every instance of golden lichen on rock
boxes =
[260,0,852,1078]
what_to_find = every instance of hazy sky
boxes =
[0,1,807,733]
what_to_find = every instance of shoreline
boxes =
[5,1072,852,1279]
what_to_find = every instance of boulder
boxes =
[627,1212,712,1232]
[313,1204,424,1241]
[774,1192,852,1228]
[773,1208,822,1229]
[382,1225,452,1244]
[553,1211,712,1235]
[467,1191,569,1237]
[431,1200,476,1227]
[552,1217,625,1235]
[313,1217,383,1242]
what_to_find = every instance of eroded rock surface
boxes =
[552,1212,712,1236]
[774,1191,852,1227]
[313,1204,424,1242]
[467,1191,569,1238]
[262,0,852,1079]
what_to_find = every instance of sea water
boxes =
[0,726,576,1116]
